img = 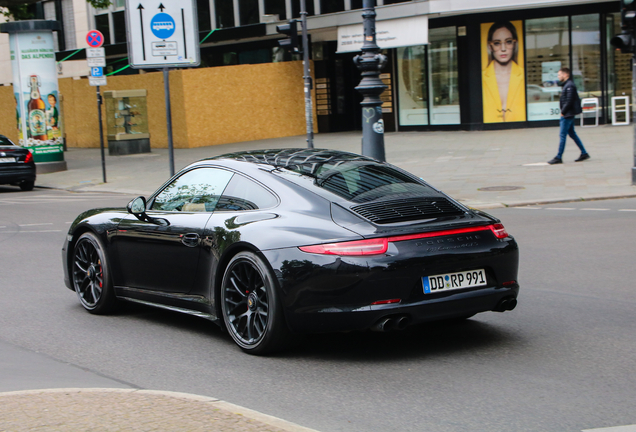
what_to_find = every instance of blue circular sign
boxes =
[150,13,176,39]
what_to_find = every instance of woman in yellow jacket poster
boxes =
[481,21,526,123]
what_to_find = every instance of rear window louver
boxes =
[351,197,465,224]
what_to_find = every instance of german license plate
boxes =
[0,157,15,163]
[423,269,487,294]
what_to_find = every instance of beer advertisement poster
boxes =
[9,31,63,162]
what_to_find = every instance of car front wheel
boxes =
[72,232,117,314]
[220,251,290,355]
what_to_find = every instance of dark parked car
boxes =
[62,149,519,354]
[0,135,35,191]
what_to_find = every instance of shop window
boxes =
[216,1,235,28]
[525,17,569,121]
[239,0,259,25]
[265,0,286,20]
[351,0,364,8]
[428,26,460,125]
[321,0,345,14]
[606,13,633,119]
[383,0,410,4]
[397,45,428,125]
[95,14,111,45]
[572,14,601,101]
[239,49,271,64]
[112,11,126,44]
[197,0,212,31]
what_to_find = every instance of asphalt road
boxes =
[1,187,635,432]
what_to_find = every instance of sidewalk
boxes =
[36,124,636,209]
[4,124,634,431]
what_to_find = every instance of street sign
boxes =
[86,48,105,58]
[89,76,107,86]
[125,0,200,69]
[89,67,107,86]
[86,30,105,48]
[87,57,106,67]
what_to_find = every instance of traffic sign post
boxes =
[86,32,107,183]
[125,0,200,176]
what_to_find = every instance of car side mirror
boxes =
[127,196,147,216]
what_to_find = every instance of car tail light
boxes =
[371,299,401,305]
[299,238,388,256]
[299,224,509,257]
[490,223,509,239]
[24,151,33,164]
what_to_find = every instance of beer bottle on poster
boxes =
[27,75,48,142]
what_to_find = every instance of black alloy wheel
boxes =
[220,251,290,355]
[72,232,117,314]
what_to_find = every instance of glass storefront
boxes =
[607,12,633,121]
[525,17,569,121]
[397,26,459,127]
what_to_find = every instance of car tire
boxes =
[220,251,291,355]
[72,232,117,314]
[19,180,34,191]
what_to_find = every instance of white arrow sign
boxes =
[125,0,200,68]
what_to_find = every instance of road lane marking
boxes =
[546,208,576,210]
[18,223,53,227]
[18,230,62,233]
[582,425,636,431]
[580,208,610,211]
[619,209,636,212]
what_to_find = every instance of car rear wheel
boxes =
[19,180,34,191]
[220,251,290,355]
[72,232,117,314]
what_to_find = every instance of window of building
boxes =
[197,0,212,31]
[383,0,410,4]
[606,12,633,121]
[239,0,259,25]
[351,0,364,9]
[525,17,569,121]
[216,1,235,28]
[321,0,345,14]
[571,14,601,100]
[396,26,459,126]
[112,11,126,44]
[397,45,428,125]
[291,0,315,18]
[265,0,287,20]
[428,26,460,125]
[94,14,111,45]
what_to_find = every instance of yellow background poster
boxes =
[481,21,526,123]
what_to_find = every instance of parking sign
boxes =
[125,0,200,68]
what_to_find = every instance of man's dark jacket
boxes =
[559,79,582,118]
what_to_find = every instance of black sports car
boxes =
[0,135,36,191]
[62,149,519,354]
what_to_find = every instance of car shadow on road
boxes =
[289,318,521,361]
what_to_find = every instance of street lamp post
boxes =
[354,0,387,162]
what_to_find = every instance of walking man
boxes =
[548,67,590,164]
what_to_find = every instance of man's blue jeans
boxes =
[557,116,587,159]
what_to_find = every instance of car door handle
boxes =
[181,233,200,247]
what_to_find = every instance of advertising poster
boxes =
[481,21,526,123]
[9,31,63,162]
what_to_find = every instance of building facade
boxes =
[0,0,629,140]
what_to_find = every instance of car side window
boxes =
[215,174,278,212]
[151,168,234,212]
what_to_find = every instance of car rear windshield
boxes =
[0,136,15,146]
[288,159,437,203]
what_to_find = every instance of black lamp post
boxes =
[354,0,387,161]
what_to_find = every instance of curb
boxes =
[0,388,320,432]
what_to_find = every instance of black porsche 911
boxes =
[62,149,519,354]
[0,135,36,191]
